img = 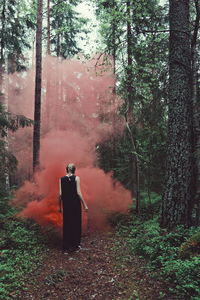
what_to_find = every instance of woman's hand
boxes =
[84,205,88,212]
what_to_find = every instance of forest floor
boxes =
[17,230,177,300]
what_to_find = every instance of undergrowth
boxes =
[0,194,47,300]
[112,193,200,300]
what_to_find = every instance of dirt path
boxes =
[18,231,176,300]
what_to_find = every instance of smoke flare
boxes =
[10,55,132,230]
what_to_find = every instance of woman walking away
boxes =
[59,163,88,254]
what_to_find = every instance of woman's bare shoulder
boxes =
[75,175,80,180]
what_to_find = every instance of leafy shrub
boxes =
[0,208,46,300]
[162,257,200,299]
[117,216,200,299]
[179,232,200,259]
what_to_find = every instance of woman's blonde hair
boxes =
[66,163,76,174]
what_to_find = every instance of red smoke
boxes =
[10,55,132,230]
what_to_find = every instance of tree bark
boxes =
[110,0,117,180]
[33,0,43,171]
[125,119,140,213]
[111,0,116,93]
[126,0,140,213]
[192,0,200,225]
[46,0,51,132]
[0,0,6,63]
[0,0,10,190]
[47,0,51,55]
[161,0,194,228]
[126,0,133,110]
[56,33,60,57]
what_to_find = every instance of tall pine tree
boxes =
[161,0,194,228]
[33,0,43,171]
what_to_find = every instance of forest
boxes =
[0,0,200,299]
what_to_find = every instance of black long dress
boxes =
[60,175,81,251]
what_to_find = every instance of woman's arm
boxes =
[76,176,88,211]
[58,178,62,212]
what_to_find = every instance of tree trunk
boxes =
[47,0,51,55]
[0,0,6,63]
[46,0,51,132]
[110,0,117,180]
[111,0,116,94]
[161,0,194,228]
[126,0,133,110]
[0,0,10,190]
[33,0,43,171]
[0,0,6,92]
[0,61,10,191]
[56,33,60,57]
[192,0,200,225]
[126,0,140,213]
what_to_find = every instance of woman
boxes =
[59,163,88,253]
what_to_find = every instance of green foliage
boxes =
[0,201,46,300]
[179,232,200,259]
[0,0,34,70]
[95,0,168,196]
[50,0,89,58]
[131,191,161,218]
[0,139,18,195]
[0,104,33,137]
[0,103,33,191]
[107,192,161,228]
[116,216,200,299]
